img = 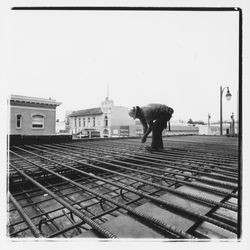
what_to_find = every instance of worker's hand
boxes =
[141,136,147,143]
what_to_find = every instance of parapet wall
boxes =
[8,135,73,147]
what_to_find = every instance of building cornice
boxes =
[10,95,61,107]
[10,105,56,112]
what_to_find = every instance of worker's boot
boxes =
[145,145,159,152]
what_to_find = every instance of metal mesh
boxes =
[7,135,239,239]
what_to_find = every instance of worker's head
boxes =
[167,107,174,116]
[128,106,139,119]
[165,107,174,121]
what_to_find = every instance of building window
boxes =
[105,115,108,127]
[32,115,44,129]
[93,117,95,127]
[88,117,90,124]
[75,118,77,127]
[16,115,22,129]
[79,118,81,127]
[83,118,85,127]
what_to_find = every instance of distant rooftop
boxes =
[10,95,61,106]
[69,107,103,117]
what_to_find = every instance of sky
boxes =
[4,9,239,122]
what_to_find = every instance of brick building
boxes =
[9,95,61,135]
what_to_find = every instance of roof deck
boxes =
[7,135,240,239]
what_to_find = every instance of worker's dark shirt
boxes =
[140,104,172,124]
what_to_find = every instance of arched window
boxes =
[83,118,85,127]
[93,117,95,127]
[32,115,44,129]
[16,115,22,129]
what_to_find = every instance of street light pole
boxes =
[220,86,232,136]
[220,86,223,136]
[207,113,211,135]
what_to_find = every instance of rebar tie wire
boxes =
[8,191,43,238]
[81,140,238,175]
[9,160,193,239]
[47,187,165,238]
[55,142,238,187]
[10,164,117,239]
[10,148,237,235]
[58,141,238,187]
[8,182,130,236]
[61,141,238,183]
[26,144,238,211]
[11,147,237,233]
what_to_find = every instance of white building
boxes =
[198,122,238,136]
[68,97,136,138]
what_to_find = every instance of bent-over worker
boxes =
[128,104,174,151]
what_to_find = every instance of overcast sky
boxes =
[5,9,239,122]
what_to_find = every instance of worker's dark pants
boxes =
[151,112,170,150]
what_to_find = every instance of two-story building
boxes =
[68,97,137,138]
[9,95,61,135]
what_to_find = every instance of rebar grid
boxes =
[7,135,239,239]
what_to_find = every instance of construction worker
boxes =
[128,104,174,151]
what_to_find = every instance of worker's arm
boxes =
[139,117,147,133]
[141,120,153,143]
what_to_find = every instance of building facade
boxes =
[9,95,61,135]
[68,97,137,138]
[198,122,238,136]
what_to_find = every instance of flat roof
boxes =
[10,95,61,106]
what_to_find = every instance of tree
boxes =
[187,118,194,125]
[195,120,205,125]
